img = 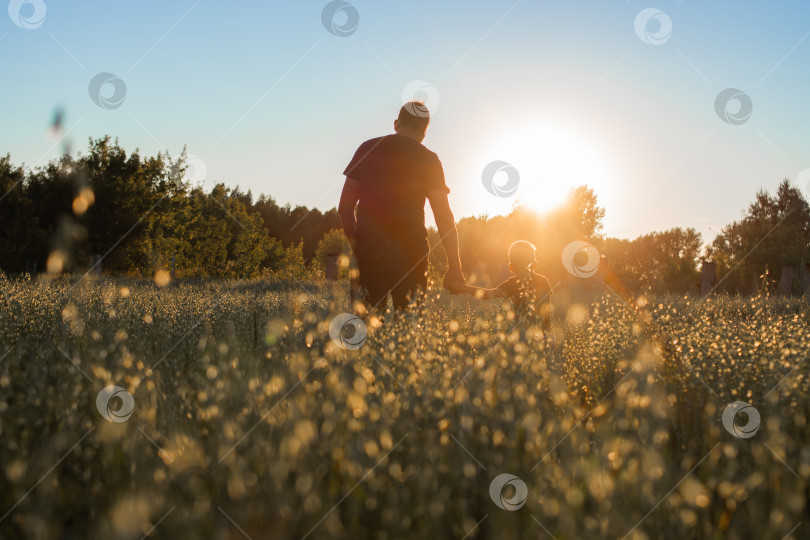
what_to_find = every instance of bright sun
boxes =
[477,124,613,215]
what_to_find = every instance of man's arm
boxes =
[338,177,361,250]
[427,189,465,289]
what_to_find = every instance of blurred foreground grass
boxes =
[0,275,808,539]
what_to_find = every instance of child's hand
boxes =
[455,283,484,297]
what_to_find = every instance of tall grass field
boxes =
[1,275,808,539]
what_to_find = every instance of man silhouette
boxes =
[338,101,466,311]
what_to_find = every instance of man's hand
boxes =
[443,269,468,294]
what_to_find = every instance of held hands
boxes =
[443,269,471,295]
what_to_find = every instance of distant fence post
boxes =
[701,262,716,296]
[804,263,810,294]
[326,253,339,281]
[779,266,794,295]
[90,254,102,276]
[597,254,608,284]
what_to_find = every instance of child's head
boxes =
[508,240,537,274]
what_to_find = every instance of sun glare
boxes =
[476,124,614,215]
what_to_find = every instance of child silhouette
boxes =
[463,241,553,329]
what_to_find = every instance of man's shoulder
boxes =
[395,135,441,159]
[418,144,441,161]
[360,135,440,159]
[357,136,387,150]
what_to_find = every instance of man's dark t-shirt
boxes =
[343,134,448,261]
[496,272,553,325]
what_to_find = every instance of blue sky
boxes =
[1,0,809,241]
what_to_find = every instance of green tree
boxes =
[605,227,702,294]
[564,185,606,240]
[81,137,172,273]
[314,229,351,278]
[0,155,50,272]
[705,180,810,293]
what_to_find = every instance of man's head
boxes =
[395,101,430,142]
[508,240,537,274]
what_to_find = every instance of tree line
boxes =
[438,181,810,296]
[0,137,338,279]
[2,137,808,295]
